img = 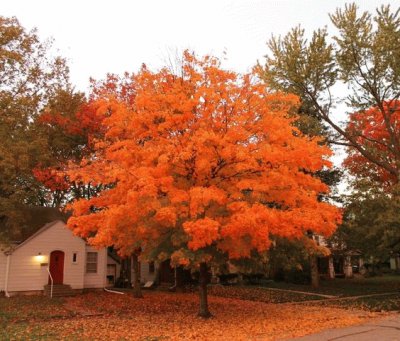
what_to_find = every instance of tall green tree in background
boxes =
[334,181,400,267]
[0,16,70,241]
[261,3,400,180]
[261,3,400,268]
[339,100,400,263]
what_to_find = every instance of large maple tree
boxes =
[67,52,341,317]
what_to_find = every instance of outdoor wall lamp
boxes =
[34,252,46,263]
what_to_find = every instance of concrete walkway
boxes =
[292,314,400,340]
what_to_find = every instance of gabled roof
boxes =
[11,220,66,253]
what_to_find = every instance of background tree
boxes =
[333,100,400,264]
[260,3,400,182]
[259,17,345,287]
[89,72,137,105]
[66,52,341,317]
[344,101,400,188]
[268,236,331,284]
[0,16,69,242]
[33,89,106,207]
[261,3,400,280]
[334,181,400,270]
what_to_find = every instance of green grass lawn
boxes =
[315,294,400,312]
[207,284,324,303]
[261,274,400,296]
[195,274,400,311]
[249,274,400,312]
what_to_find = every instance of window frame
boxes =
[86,252,98,274]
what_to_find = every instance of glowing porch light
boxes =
[34,252,46,263]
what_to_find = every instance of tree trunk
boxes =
[120,257,131,288]
[310,255,319,289]
[198,262,211,318]
[132,253,143,298]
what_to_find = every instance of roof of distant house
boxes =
[1,206,68,244]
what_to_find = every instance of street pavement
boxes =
[292,314,400,340]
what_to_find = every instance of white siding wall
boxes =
[0,251,6,291]
[83,246,107,288]
[7,221,86,292]
[138,261,159,283]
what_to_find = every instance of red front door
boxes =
[49,251,64,284]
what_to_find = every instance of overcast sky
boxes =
[3,0,388,93]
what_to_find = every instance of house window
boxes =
[72,252,78,263]
[149,261,155,274]
[86,252,98,273]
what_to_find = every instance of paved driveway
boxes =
[292,314,400,341]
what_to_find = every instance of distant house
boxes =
[0,207,114,296]
[314,235,363,279]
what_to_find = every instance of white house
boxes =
[0,207,112,296]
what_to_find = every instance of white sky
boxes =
[3,0,388,93]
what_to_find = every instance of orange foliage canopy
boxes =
[67,52,341,264]
[344,101,400,188]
